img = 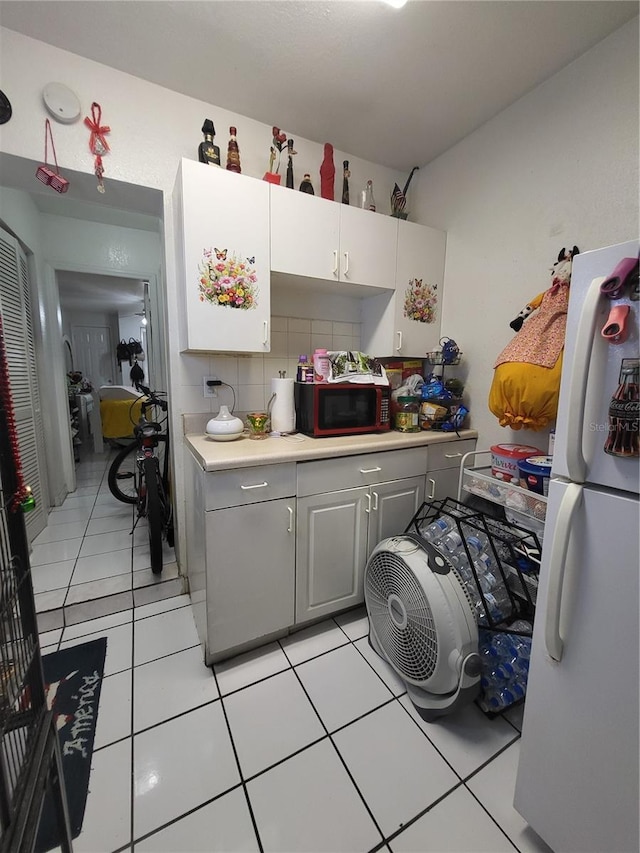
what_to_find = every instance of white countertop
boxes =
[185,428,478,472]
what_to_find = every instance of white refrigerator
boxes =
[514,240,639,853]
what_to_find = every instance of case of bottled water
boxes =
[405,497,540,715]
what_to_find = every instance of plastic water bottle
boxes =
[466,533,490,558]
[474,549,499,575]
[420,516,455,544]
[475,587,513,625]
[441,530,465,555]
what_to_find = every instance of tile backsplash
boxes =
[178,315,361,426]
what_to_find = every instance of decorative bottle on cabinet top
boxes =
[226,126,241,173]
[360,179,376,212]
[198,119,221,167]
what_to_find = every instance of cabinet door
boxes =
[425,438,477,502]
[270,185,340,281]
[296,487,369,625]
[393,220,446,356]
[205,498,295,656]
[425,466,462,502]
[339,205,398,288]
[176,160,270,353]
[369,476,425,555]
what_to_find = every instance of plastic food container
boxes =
[490,444,543,484]
[518,455,553,495]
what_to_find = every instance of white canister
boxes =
[270,377,296,434]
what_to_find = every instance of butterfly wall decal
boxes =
[215,248,227,260]
[246,256,255,265]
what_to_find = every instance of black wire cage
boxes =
[0,327,73,851]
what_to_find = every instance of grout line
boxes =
[211,669,265,853]
[130,782,246,849]
[279,639,387,848]
[463,779,525,852]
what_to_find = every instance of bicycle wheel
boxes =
[143,456,163,575]
[108,442,138,504]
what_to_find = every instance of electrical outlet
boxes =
[203,376,218,398]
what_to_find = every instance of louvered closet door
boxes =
[0,228,49,540]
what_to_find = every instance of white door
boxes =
[514,479,639,853]
[552,239,639,492]
[177,160,271,353]
[339,204,398,288]
[393,220,446,357]
[368,476,425,556]
[205,499,295,655]
[296,487,369,624]
[270,184,340,280]
[72,325,114,388]
[0,228,49,539]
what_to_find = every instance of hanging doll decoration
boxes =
[84,102,110,193]
[488,246,579,431]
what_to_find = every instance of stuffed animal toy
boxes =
[488,246,579,431]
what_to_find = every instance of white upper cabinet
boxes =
[174,159,271,353]
[270,184,398,289]
[361,220,446,358]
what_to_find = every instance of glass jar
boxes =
[394,396,420,432]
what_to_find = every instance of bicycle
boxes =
[107,384,173,575]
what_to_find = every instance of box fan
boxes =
[364,535,481,721]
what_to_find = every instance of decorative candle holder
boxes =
[246,412,270,439]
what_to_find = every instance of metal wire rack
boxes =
[404,497,541,716]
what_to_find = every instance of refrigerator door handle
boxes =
[564,275,605,483]
[545,482,583,662]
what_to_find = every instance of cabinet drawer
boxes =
[297,447,428,497]
[427,439,477,472]
[204,463,296,510]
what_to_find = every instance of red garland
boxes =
[0,316,30,511]
[84,102,110,192]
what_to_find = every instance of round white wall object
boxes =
[42,82,81,123]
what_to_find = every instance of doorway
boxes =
[0,152,166,528]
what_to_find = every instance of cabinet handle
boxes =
[396,331,402,352]
[343,251,349,276]
[287,505,294,533]
[427,477,436,500]
[262,320,269,346]
[444,452,462,458]
[372,491,379,511]
[332,250,339,276]
[239,481,268,490]
[359,466,382,474]
[364,492,371,514]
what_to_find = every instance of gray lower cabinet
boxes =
[295,468,426,625]
[425,438,477,502]
[185,438,475,662]
[296,448,427,624]
[296,487,369,625]
[204,499,295,656]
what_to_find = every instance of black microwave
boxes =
[294,382,391,437]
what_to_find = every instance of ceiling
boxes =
[57,270,145,314]
[1,1,637,172]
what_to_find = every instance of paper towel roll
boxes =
[271,377,296,434]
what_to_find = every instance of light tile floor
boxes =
[32,450,182,632]
[35,453,554,853]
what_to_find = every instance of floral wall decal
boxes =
[403,278,438,324]
[198,248,259,310]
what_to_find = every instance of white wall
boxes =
[413,17,639,453]
[0,26,405,562]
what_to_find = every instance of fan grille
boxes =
[365,550,438,682]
